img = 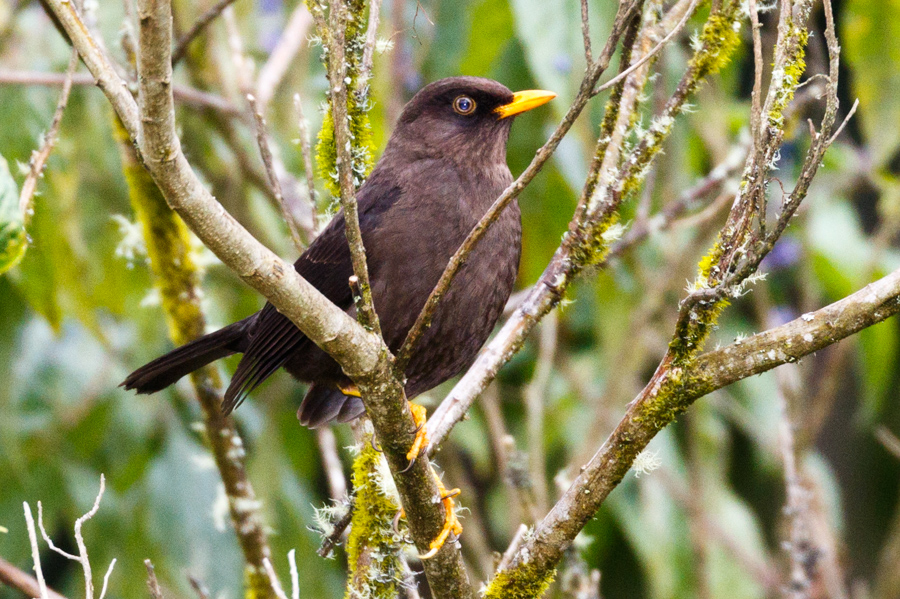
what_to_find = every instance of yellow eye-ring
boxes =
[453,96,476,115]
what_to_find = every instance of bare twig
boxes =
[144,560,163,599]
[293,93,319,227]
[326,0,381,334]
[580,0,592,64]
[317,499,355,558]
[261,558,289,599]
[827,98,859,145]
[0,70,242,116]
[247,93,306,251]
[876,427,900,462]
[18,48,78,219]
[358,0,384,90]
[0,557,69,599]
[592,0,700,97]
[22,504,50,599]
[316,427,348,500]
[496,524,529,573]
[256,4,314,110]
[777,382,816,598]
[171,0,240,65]
[524,311,558,511]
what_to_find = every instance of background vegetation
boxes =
[0,0,899,597]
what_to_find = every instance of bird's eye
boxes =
[453,96,476,115]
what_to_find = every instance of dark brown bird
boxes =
[122,77,555,428]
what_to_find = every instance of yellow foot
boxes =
[419,468,463,559]
[405,402,428,464]
[337,383,361,397]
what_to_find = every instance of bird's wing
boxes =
[221,177,402,414]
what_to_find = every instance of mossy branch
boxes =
[112,119,276,599]
[344,434,407,599]
[486,0,844,590]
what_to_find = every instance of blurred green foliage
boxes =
[1,0,900,598]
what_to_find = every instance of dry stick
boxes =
[144,561,163,599]
[22,504,49,599]
[877,427,900,461]
[358,0,384,90]
[776,370,815,598]
[222,9,310,249]
[33,477,116,599]
[293,93,318,224]
[171,0,240,65]
[256,4,314,110]
[524,310,558,512]
[0,70,242,116]
[316,427,349,500]
[606,140,748,261]
[580,0,592,64]
[317,499,355,558]
[326,0,381,335]
[748,0,763,143]
[0,557,69,599]
[394,0,643,376]
[248,92,307,251]
[18,48,78,218]
[591,0,700,97]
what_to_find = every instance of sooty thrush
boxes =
[122,76,555,555]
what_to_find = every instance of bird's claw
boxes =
[405,402,429,464]
[418,471,463,560]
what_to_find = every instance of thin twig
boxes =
[0,70,242,116]
[248,93,306,251]
[326,0,382,334]
[23,504,50,599]
[256,4,314,110]
[580,0,592,64]
[358,0,384,90]
[18,48,78,218]
[0,557,69,599]
[317,499,355,558]
[171,0,240,65]
[827,98,859,145]
[876,427,900,462]
[293,93,319,229]
[144,560,163,599]
[592,0,700,97]
[316,427,348,500]
[524,311,558,511]
[496,524,529,573]
[261,558,289,599]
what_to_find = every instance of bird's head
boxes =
[385,77,556,167]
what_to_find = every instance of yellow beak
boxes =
[495,89,558,119]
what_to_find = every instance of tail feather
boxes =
[122,319,249,394]
[297,384,365,428]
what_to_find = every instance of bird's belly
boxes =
[391,208,522,398]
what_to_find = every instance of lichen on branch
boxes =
[308,0,376,199]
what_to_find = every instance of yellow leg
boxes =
[419,467,463,559]
[406,402,429,463]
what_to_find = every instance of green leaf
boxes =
[0,154,27,275]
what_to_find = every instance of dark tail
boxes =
[297,384,366,428]
[121,319,250,394]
